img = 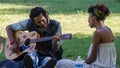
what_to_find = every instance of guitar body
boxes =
[5,31,37,60]
[5,31,72,60]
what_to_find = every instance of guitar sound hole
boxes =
[25,38,30,46]
[19,38,31,52]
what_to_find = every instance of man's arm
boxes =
[52,24,63,52]
[6,19,29,44]
[6,19,29,52]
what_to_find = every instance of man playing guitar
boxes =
[6,7,63,68]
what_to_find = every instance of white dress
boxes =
[56,42,116,68]
[88,42,116,68]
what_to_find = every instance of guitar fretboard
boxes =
[30,36,53,43]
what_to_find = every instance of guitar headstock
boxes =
[60,33,72,40]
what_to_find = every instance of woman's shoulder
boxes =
[94,26,110,35]
[94,29,102,36]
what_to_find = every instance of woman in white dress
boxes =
[56,3,116,68]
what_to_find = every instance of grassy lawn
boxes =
[0,0,120,67]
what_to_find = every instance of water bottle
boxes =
[75,56,83,68]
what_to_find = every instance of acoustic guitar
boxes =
[5,31,72,60]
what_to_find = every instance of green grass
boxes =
[0,0,120,67]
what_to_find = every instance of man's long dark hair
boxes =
[30,7,49,20]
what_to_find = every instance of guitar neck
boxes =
[28,34,71,44]
[30,36,53,43]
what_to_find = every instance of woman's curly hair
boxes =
[88,3,110,21]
